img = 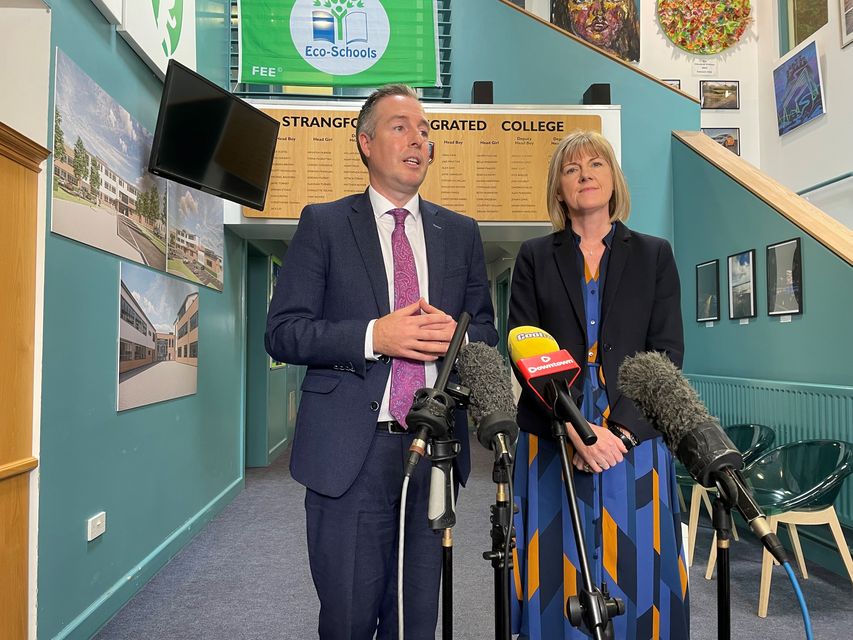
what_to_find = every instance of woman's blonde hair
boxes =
[545,130,631,232]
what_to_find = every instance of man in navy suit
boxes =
[265,84,497,639]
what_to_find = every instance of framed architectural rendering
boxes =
[696,260,720,322]
[728,249,757,319]
[766,238,803,316]
[700,80,740,109]
[701,127,740,155]
[118,263,199,411]
[843,0,853,48]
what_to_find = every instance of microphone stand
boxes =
[545,382,623,640]
[429,434,462,640]
[403,313,471,640]
[710,468,752,640]
[482,434,514,640]
[711,493,733,640]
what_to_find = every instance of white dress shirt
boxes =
[364,187,438,422]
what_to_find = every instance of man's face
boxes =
[359,95,431,206]
[568,0,627,48]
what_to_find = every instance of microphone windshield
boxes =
[456,342,517,424]
[617,351,713,452]
[508,326,560,363]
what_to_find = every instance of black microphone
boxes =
[618,351,788,564]
[403,312,470,478]
[456,342,519,463]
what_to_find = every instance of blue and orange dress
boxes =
[510,225,690,639]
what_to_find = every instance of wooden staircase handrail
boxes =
[673,130,853,267]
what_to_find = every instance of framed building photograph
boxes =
[696,259,720,322]
[118,263,199,411]
[766,238,803,316]
[728,249,757,319]
[700,80,740,109]
[843,0,853,48]
[701,127,740,155]
[662,78,681,89]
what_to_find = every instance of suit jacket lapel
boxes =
[602,222,631,323]
[421,198,446,307]
[348,190,390,316]
[553,230,586,331]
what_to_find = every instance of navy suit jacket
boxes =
[266,190,498,498]
[509,221,684,442]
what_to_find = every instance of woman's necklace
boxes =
[580,242,601,257]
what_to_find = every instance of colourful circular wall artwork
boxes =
[657,0,752,55]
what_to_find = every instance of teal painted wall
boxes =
[672,137,853,563]
[449,0,700,241]
[38,2,242,638]
[672,139,853,384]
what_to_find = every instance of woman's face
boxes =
[568,0,629,48]
[557,152,614,219]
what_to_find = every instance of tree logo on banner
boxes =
[290,0,390,75]
[151,0,185,57]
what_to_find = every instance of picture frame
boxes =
[270,255,286,369]
[773,39,826,135]
[701,127,740,156]
[700,80,740,109]
[843,0,853,49]
[269,255,282,303]
[766,238,803,316]
[696,259,720,322]
[728,249,757,319]
[662,78,681,90]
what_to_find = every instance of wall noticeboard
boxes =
[242,103,621,222]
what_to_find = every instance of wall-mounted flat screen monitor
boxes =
[148,59,279,210]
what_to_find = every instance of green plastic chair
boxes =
[680,424,777,566]
[706,439,853,617]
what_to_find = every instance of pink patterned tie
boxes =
[388,208,425,428]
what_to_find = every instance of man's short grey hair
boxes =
[356,84,421,166]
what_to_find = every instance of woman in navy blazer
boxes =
[508,131,689,639]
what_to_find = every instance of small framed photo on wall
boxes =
[728,249,757,319]
[766,238,803,316]
[269,255,286,369]
[842,0,853,49]
[696,259,720,322]
[662,79,682,89]
[700,80,740,109]
[269,255,282,303]
[701,127,740,155]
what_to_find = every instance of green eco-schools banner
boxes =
[237,0,440,87]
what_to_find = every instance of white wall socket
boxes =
[86,511,106,542]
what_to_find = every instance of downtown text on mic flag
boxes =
[237,0,441,87]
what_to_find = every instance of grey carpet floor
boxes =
[94,434,851,639]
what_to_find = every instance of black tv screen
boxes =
[149,59,279,210]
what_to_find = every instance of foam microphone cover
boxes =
[617,351,712,451]
[456,342,518,450]
[618,351,741,486]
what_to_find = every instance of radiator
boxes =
[687,374,853,527]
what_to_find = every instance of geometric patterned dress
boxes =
[510,237,690,639]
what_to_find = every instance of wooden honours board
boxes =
[244,104,611,222]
